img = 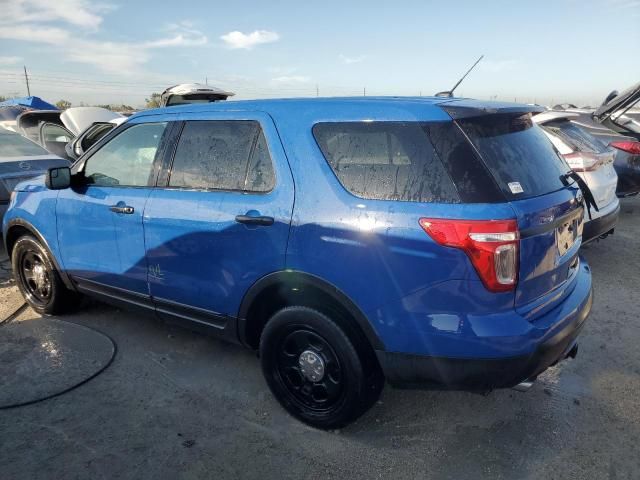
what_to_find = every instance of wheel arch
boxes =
[4,218,75,290]
[237,270,385,353]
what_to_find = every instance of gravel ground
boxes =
[0,247,21,321]
[0,197,639,480]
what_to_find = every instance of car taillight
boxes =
[610,141,640,155]
[562,152,602,172]
[419,218,519,292]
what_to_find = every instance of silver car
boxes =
[534,111,619,243]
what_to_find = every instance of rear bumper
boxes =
[583,201,619,244]
[376,262,593,390]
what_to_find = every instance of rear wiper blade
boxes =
[560,170,599,220]
[559,170,575,186]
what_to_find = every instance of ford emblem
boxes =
[18,162,31,170]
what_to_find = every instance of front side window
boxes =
[312,122,459,203]
[169,120,275,192]
[84,122,167,187]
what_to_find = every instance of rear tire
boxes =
[11,235,80,315]
[259,306,383,429]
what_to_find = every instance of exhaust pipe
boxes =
[566,343,578,359]
[512,380,535,392]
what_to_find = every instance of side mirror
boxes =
[45,166,71,190]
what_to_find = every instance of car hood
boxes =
[60,107,124,136]
[594,82,640,121]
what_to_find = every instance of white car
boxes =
[534,111,619,243]
[160,83,234,107]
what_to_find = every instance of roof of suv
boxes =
[130,96,542,122]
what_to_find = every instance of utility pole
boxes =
[363,87,366,96]
[316,84,319,97]
[23,66,31,96]
[205,76,208,85]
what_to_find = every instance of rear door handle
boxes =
[235,214,274,226]
[109,205,135,214]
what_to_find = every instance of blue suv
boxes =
[2,98,593,428]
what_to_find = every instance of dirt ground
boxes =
[0,197,639,480]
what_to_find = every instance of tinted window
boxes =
[169,120,275,192]
[84,122,167,187]
[0,130,49,158]
[457,113,568,199]
[542,120,606,154]
[313,122,459,203]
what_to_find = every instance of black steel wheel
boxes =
[11,235,80,315]
[18,250,52,307]
[260,306,383,429]
[276,328,345,412]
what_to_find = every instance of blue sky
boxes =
[0,0,638,107]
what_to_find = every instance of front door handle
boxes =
[109,205,135,214]
[235,214,274,226]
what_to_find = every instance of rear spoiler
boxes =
[439,99,545,120]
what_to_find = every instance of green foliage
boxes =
[145,93,161,109]
[55,99,72,110]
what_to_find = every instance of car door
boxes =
[143,112,294,325]
[56,121,172,297]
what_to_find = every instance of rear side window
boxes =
[457,113,569,199]
[312,122,459,203]
[169,120,275,192]
[541,120,606,154]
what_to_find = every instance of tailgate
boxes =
[445,101,586,311]
[509,187,584,308]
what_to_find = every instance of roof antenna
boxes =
[435,55,484,98]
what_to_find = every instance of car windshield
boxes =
[0,129,50,159]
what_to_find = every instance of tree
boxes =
[145,93,161,109]
[0,95,7,102]
[56,99,72,110]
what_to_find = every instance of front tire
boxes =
[11,235,79,315]
[259,306,382,429]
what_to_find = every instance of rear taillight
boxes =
[610,141,640,155]
[562,152,602,172]
[419,218,519,292]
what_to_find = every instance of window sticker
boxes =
[508,182,524,194]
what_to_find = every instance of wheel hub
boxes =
[298,350,325,382]
[32,264,47,291]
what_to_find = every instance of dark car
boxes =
[3,97,592,428]
[593,82,640,141]
[0,128,69,222]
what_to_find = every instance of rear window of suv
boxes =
[312,122,460,203]
[456,113,569,199]
[541,119,607,154]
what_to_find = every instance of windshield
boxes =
[0,130,50,159]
